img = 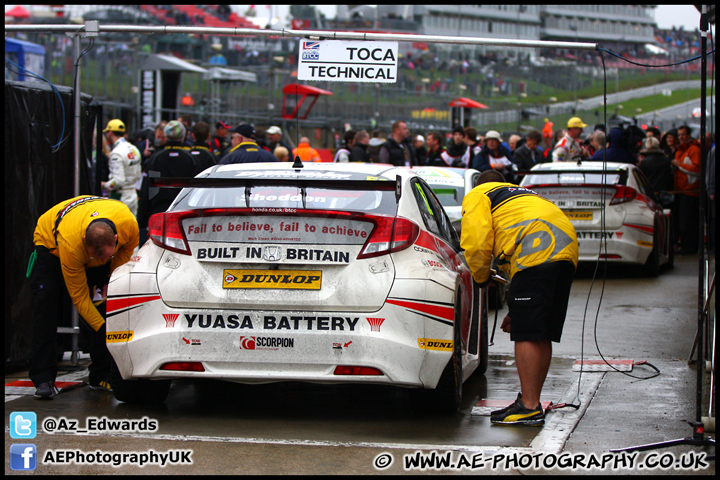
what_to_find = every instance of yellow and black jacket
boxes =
[33,196,139,331]
[461,182,578,284]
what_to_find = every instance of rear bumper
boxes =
[107,301,453,389]
[576,228,652,264]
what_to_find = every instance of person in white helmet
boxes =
[102,119,142,216]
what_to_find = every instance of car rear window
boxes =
[173,185,398,215]
[522,172,623,186]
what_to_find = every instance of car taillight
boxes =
[609,185,637,205]
[333,366,384,376]
[160,362,205,372]
[148,211,193,255]
[357,216,420,259]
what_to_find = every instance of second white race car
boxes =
[520,161,674,275]
[410,166,481,235]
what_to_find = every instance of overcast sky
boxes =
[653,5,702,30]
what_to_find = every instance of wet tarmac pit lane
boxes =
[5,355,586,451]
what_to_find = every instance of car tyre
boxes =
[665,217,675,269]
[473,281,489,377]
[430,296,463,413]
[644,225,660,277]
[478,287,489,376]
[488,285,501,310]
[110,359,171,405]
[487,271,508,310]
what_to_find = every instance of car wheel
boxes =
[644,226,660,277]
[478,289,489,376]
[666,217,675,269]
[110,359,171,405]
[430,296,463,413]
[473,281,489,377]
[488,285,500,310]
[487,273,508,310]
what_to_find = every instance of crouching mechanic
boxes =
[29,196,139,399]
[461,170,578,425]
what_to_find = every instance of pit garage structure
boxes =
[137,53,257,130]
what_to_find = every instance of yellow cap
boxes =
[567,117,587,129]
[103,119,126,133]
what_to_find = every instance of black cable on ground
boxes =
[576,41,716,384]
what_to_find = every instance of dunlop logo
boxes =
[223,269,322,290]
[417,338,453,351]
[106,331,134,343]
[565,211,593,221]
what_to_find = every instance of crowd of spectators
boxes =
[94,109,714,259]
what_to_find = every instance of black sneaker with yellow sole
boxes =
[88,380,113,393]
[490,396,545,426]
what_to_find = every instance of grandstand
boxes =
[139,5,259,28]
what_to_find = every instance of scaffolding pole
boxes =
[5,23,599,51]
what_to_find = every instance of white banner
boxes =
[297,40,398,83]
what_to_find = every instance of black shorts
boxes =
[507,261,575,343]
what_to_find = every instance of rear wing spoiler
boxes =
[149,175,403,209]
[520,168,628,185]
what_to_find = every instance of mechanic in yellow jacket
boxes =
[461,170,578,426]
[30,196,139,399]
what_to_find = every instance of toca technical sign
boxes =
[298,40,398,83]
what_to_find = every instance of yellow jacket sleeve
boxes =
[460,190,494,284]
[57,237,106,331]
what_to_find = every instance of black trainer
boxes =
[34,381,59,400]
[491,393,523,417]
[88,380,113,392]
[491,396,545,426]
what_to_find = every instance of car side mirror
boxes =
[656,191,674,207]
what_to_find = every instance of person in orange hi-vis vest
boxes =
[542,118,554,150]
[671,125,702,254]
[292,137,322,162]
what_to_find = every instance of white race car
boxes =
[410,166,481,234]
[107,162,488,411]
[520,161,674,275]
